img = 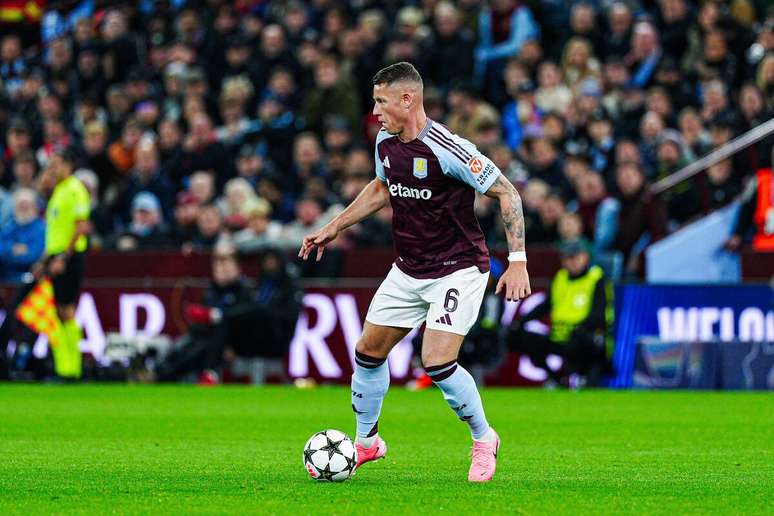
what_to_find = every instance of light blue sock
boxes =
[351,351,390,440]
[427,360,490,439]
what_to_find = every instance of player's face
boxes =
[372,83,407,136]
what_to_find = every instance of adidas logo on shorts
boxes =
[435,313,452,325]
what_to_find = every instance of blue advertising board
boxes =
[612,285,774,387]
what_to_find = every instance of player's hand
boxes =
[496,262,531,301]
[298,223,339,262]
[48,255,67,276]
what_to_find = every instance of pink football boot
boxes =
[468,429,500,482]
[355,436,388,469]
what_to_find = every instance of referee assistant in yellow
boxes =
[33,148,91,379]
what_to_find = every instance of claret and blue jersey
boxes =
[374,120,502,280]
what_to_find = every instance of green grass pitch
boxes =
[0,385,772,515]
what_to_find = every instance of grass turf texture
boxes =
[0,386,772,515]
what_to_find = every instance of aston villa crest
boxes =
[413,157,428,179]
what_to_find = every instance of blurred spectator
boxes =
[275,197,342,252]
[302,55,361,138]
[0,181,11,228]
[184,203,223,252]
[188,170,216,206]
[697,159,742,213]
[0,0,768,280]
[10,150,37,191]
[604,3,633,60]
[79,120,120,200]
[474,0,540,103]
[170,193,201,246]
[614,162,668,275]
[118,139,175,223]
[219,177,264,225]
[4,119,33,179]
[0,188,45,281]
[74,168,112,249]
[424,2,476,90]
[575,171,620,254]
[111,192,171,251]
[180,113,234,188]
[626,22,662,90]
[233,200,283,253]
[535,61,572,116]
[107,117,143,175]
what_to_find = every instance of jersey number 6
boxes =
[444,288,459,312]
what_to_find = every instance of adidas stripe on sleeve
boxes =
[422,125,501,194]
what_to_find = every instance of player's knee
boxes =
[355,338,388,360]
[421,349,457,370]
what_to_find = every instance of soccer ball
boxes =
[303,429,357,482]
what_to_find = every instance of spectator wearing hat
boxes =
[509,240,612,387]
[111,191,171,251]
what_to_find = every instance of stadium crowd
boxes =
[0,0,772,281]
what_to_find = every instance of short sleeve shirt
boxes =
[45,175,91,255]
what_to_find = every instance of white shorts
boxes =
[365,264,489,336]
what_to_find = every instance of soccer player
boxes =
[32,148,91,379]
[299,62,530,482]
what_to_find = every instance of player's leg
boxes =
[421,329,492,441]
[354,265,427,468]
[423,266,499,481]
[352,322,411,444]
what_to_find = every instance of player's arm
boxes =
[299,179,390,261]
[484,175,531,301]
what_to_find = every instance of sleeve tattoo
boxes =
[485,175,526,252]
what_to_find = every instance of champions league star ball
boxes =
[303,430,357,482]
